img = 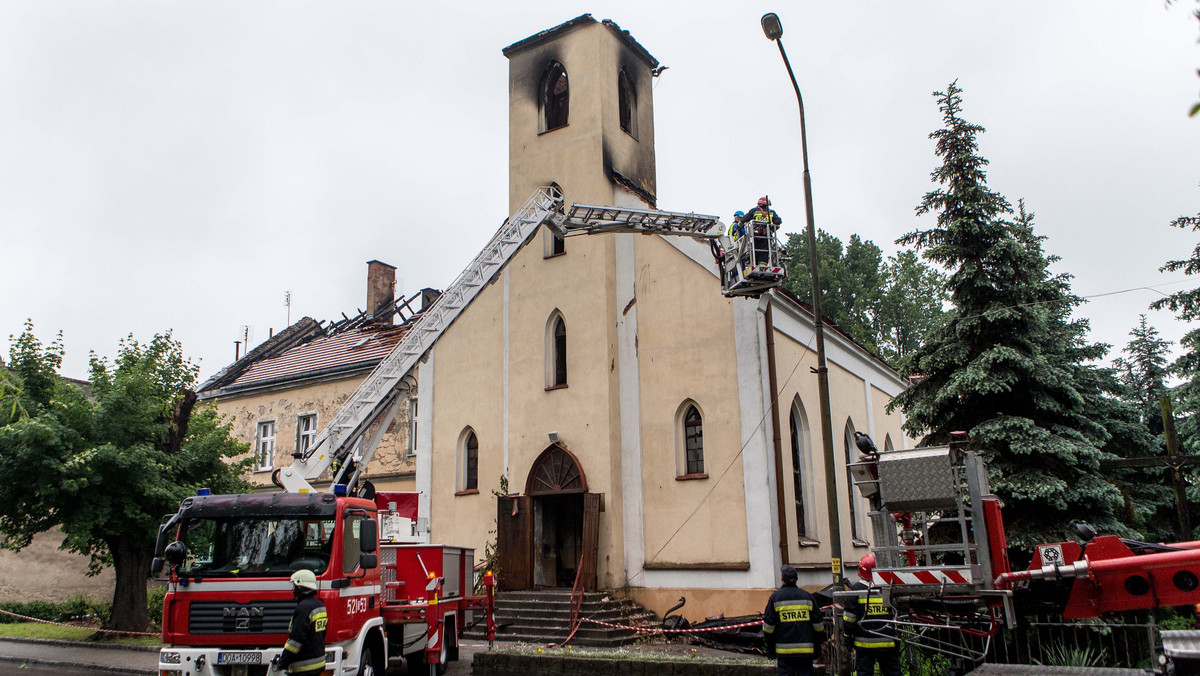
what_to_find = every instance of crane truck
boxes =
[840,433,1200,671]
[150,187,785,676]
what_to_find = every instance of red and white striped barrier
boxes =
[579,617,763,634]
[0,608,158,636]
[873,568,971,585]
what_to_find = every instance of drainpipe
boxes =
[765,299,790,565]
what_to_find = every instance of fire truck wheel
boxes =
[357,645,381,676]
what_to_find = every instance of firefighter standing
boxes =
[742,197,782,268]
[763,564,826,676]
[843,555,901,676]
[272,570,328,675]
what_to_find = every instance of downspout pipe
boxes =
[765,299,790,565]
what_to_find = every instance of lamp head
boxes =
[761,13,783,41]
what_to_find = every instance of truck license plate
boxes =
[217,652,262,665]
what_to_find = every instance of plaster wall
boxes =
[0,528,114,604]
[427,271,506,554]
[634,235,749,567]
[210,375,415,491]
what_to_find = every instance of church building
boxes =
[404,15,912,618]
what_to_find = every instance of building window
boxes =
[459,429,479,493]
[844,422,865,544]
[296,414,317,456]
[255,421,275,471]
[545,227,566,257]
[547,313,567,389]
[883,434,894,452]
[789,403,808,538]
[618,69,637,137]
[676,402,705,478]
[406,399,418,458]
[540,62,569,132]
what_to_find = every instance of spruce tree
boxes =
[890,83,1124,553]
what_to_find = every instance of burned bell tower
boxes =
[503,14,660,213]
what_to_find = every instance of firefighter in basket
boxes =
[271,570,328,675]
[763,564,826,676]
[741,196,781,270]
[842,555,901,676]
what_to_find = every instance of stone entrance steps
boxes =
[463,589,658,647]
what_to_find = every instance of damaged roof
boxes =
[198,290,433,399]
[502,14,659,69]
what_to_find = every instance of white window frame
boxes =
[296,413,317,456]
[675,400,706,478]
[255,420,276,472]
[405,399,418,458]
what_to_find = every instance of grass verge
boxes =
[0,622,161,646]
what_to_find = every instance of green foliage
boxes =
[890,83,1127,552]
[782,233,949,372]
[147,585,166,625]
[0,324,252,631]
[1034,642,1107,668]
[900,647,954,676]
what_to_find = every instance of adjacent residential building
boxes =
[197,263,438,494]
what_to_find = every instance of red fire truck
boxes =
[152,489,493,676]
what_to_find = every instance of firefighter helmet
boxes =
[290,569,318,591]
[757,196,769,206]
[734,210,745,218]
[858,554,876,581]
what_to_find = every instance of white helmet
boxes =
[290,569,318,591]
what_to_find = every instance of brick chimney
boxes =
[366,260,396,323]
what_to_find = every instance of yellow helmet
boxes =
[290,569,318,591]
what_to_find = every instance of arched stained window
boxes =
[684,405,703,475]
[458,428,478,493]
[547,313,568,388]
[789,403,809,538]
[541,62,569,132]
[618,69,637,137]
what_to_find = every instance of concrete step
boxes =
[463,590,660,646]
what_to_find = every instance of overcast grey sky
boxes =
[2,1,1198,381]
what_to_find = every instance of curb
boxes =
[0,636,162,653]
[0,654,154,675]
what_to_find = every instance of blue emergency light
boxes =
[196,488,211,496]
[333,484,348,496]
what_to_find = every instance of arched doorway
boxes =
[497,444,599,591]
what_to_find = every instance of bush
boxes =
[147,586,167,625]
[16,601,58,622]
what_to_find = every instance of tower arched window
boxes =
[546,313,567,389]
[540,62,569,132]
[458,428,479,494]
[618,69,637,137]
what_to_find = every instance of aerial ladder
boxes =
[274,187,787,497]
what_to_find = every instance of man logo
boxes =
[223,606,264,631]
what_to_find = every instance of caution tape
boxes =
[0,608,158,636]
[579,617,764,634]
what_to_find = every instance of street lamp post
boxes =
[761,12,844,591]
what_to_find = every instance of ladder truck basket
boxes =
[850,446,1014,629]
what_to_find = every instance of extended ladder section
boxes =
[554,203,722,239]
[275,186,566,493]
[551,203,786,298]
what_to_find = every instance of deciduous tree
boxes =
[0,325,250,632]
